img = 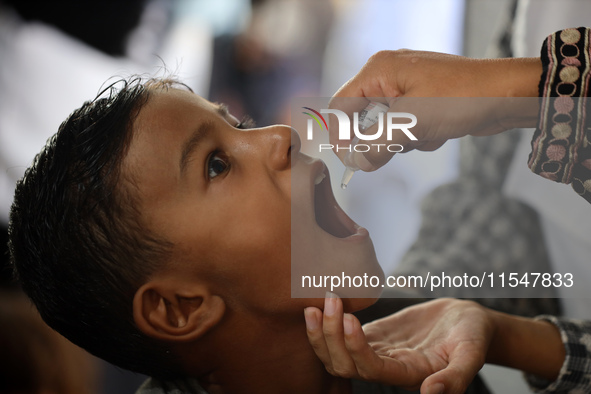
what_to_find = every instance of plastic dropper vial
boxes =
[341,101,389,189]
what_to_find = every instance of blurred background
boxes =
[0,0,583,393]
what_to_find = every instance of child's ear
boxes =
[133,279,225,342]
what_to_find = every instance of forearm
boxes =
[397,52,543,130]
[483,57,542,130]
[486,309,564,381]
[492,57,542,98]
[528,27,591,204]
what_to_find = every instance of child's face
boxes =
[123,88,381,315]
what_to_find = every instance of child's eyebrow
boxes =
[178,102,233,175]
[179,120,214,175]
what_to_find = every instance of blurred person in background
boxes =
[208,0,334,127]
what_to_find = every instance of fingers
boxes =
[327,96,426,171]
[421,342,486,394]
[305,294,406,384]
[304,293,371,379]
[326,50,408,164]
[307,296,491,393]
[326,96,370,162]
[322,293,359,376]
[326,98,397,170]
[304,306,332,366]
[342,313,395,382]
[421,382,446,394]
[421,366,467,394]
[305,300,354,377]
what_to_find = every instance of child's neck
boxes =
[188,312,352,394]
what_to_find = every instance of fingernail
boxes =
[427,383,445,394]
[324,291,338,316]
[304,308,318,330]
[352,150,374,171]
[343,313,354,335]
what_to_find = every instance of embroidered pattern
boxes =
[529,27,591,203]
[524,27,591,393]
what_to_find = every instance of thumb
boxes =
[421,351,485,394]
[421,366,467,394]
[346,149,381,172]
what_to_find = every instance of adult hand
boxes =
[305,297,494,394]
[305,295,564,394]
[327,50,542,171]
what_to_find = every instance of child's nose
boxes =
[260,125,300,171]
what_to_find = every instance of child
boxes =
[8,76,391,393]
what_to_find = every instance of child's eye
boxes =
[207,152,230,179]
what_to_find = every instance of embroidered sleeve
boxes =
[528,27,591,203]
[524,316,591,392]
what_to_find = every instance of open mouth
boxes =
[313,169,357,238]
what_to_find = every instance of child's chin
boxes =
[341,294,381,313]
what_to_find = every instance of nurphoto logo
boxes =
[302,107,418,153]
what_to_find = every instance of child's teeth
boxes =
[314,172,326,185]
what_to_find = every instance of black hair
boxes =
[8,76,184,379]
